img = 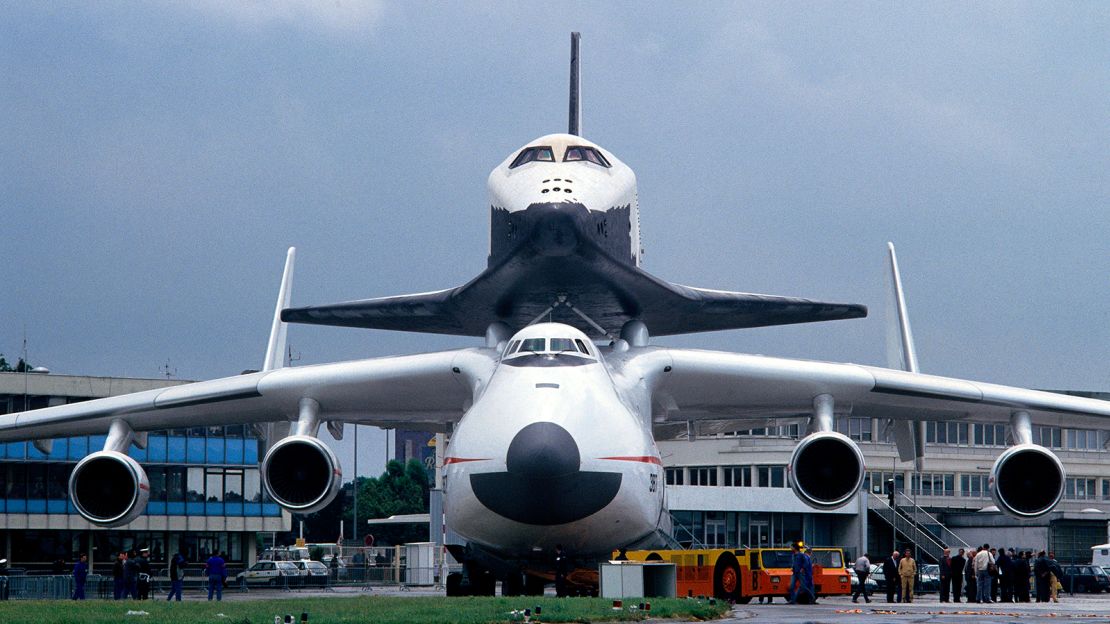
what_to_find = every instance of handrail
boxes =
[894,491,972,549]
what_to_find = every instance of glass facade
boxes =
[0,428,280,517]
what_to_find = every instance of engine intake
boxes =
[261,435,342,513]
[69,450,150,527]
[990,444,1064,518]
[789,432,865,510]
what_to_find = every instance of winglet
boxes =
[885,242,919,373]
[263,247,296,372]
[885,243,925,466]
[568,32,581,136]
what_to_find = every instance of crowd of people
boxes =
[938,544,1067,604]
[66,549,229,602]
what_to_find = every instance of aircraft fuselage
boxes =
[444,323,664,558]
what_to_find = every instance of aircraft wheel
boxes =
[502,572,524,596]
[524,575,546,596]
[713,554,742,602]
[736,596,752,604]
[446,573,464,597]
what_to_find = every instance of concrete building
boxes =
[0,371,289,572]
[660,392,1110,565]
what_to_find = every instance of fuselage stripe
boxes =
[443,457,489,465]
[598,456,662,465]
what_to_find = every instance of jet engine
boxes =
[788,431,865,510]
[69,450,150,527]
[990,443,1065,518]
[261,434,342,514]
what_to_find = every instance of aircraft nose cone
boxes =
[506,422,580,479]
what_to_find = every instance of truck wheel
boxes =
[713,554,742,602]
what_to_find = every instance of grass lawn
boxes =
[0,595,730,623]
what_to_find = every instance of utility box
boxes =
[404,542,437,586]
[599,562,677,598]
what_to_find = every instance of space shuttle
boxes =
[282,33,866,340]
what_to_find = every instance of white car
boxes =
[237,561,300,586]
[293,560,329,577]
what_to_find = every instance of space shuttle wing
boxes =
[630,348,1110,434]
[281,236,866,337]
[0,349,495,442]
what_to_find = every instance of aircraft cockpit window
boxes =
[574,339,590,354]
[563,146,611,168]
[505,340,520,356]
[509,146,556,169]
[518,338,547,353]
[549,338,576,353]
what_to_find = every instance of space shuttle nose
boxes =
[506,422,580,479]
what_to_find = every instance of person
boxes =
[205,551,226,601]
[949,548,966,603]
[1047,552,1062,603]
[974,543,994,603]
[329,555,340,583]
[787,542,815,604]
[1015,552,1032,602]
[1033,550,1050,602]
[989,547,1000,601]
[72,554,89,600]
[997,548,1013,602]
[112,551,127,600]
[852,552,871,603]
[136,548,151,600]
[124,550,140,599]
[898,548,916,603]
[883,551,901,603]
[614,548,628,561]
[554,544,570,598]
[167,551,186,602]
[938,548,951,602]
[964,547,978,603]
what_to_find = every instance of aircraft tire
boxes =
[446,572,464,597]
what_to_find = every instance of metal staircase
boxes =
[868,492,971,563]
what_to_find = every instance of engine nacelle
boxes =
[990,443,1065,518]
[261,434,342,514]
[69,450,150,527]
[788,431,865,510]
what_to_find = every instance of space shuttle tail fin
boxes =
[568,32,581,136]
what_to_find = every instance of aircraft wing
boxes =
[0,349,496,442]
[627,348,1110,438]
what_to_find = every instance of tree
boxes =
[300,458,431,547]
[0,354,12,372]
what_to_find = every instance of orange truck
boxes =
[620,547,850,603]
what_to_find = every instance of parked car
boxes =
[236,561,300,586]
[1061,565,1110,593]
[849,568,879,593]
[869,564,890,590]
[918,564,941,592]
[292,560,329,586]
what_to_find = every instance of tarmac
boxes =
[144,586,1110,622]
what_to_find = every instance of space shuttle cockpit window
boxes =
[509,146,556,169]
[563,146,611,167]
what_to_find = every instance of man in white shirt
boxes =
[974,543,995,603]
[852,553,872,603]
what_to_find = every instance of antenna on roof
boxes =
[568,32,581,136]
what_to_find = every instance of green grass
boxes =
[0,595,730,624]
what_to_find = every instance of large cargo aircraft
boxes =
[2,34,1107,596]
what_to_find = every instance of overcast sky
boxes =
[3,2,1108,475]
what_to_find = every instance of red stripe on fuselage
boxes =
[598,456,662,465]
[443,457,489,465]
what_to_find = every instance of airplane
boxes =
[2,33,1108,597]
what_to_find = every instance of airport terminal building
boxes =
[660,391,1110,564]
[0,372,289,572]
